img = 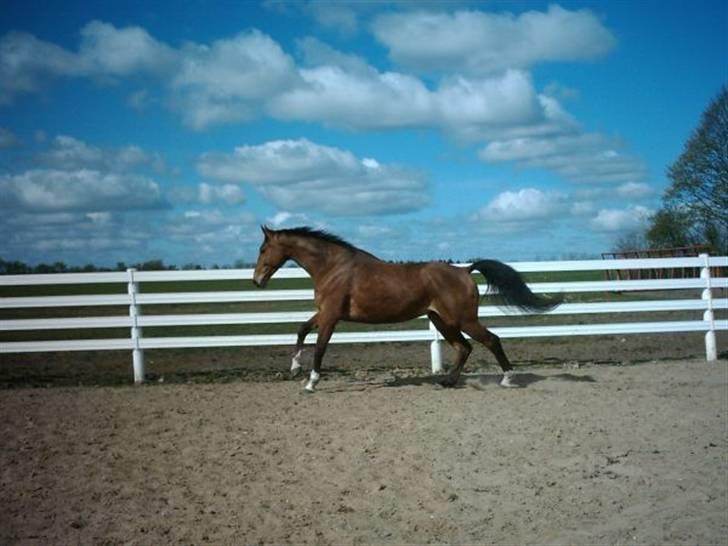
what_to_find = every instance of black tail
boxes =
[469,259,563,313]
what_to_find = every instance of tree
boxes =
[139,259,166,271]
[653,85,728,253]
[612,229,648,253]
[646,209,694,249]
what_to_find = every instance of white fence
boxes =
[1,255,726,383]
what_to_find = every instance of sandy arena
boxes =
[1,349,727,545]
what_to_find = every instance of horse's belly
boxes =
[347,291,427,323]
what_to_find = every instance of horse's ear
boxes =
[261,225,272,240]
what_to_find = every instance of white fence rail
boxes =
[1,255,726,383]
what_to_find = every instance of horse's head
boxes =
[253,226,287,288]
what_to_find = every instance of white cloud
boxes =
[437,71,541,128]
[0,31,82,104]
[590,205,653,232]
[0,18,649,216]
[307,0,360,36]
[77,21,177,77]
[473,187,567,225]
[0,22,177,104]
[0,20,588,146]
[479,132,647,184]
[0,169,166,212]
[372,5,616,74]
[264,0,369,36]
[0,135,170,221]
[37,135,167,174]
[270,58,564,138]
[0,206,152,262]
[297,36,373,74]
[269,64,435,130]
[267,211,311,228]
[171,30,298,129]
[198,182,245,205]
[616,182,654,199]
[164,209,259,258]
[570,201,595,216]
[199,138,360,185]
[357,224,394,238]
[199,138,429,216]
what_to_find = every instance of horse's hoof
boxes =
[303,370,320,393]
[303,385,316,394]
[290,367,302,379]
[439,378,458,388]
[500,372,519,388]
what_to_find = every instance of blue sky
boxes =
[1,0,726,266]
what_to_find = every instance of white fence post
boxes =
[127,268,145,383]
[700,254,717,362]
[429,320,443,374]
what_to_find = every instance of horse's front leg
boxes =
[304,318,337,393]
[291,313,318,378]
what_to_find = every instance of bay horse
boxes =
[253,226,561,392]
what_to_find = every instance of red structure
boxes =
[601,246,712,281]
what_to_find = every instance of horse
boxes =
[253,226,561,392]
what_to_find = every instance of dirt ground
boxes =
[1,350,727,545]
[1,330,726,387]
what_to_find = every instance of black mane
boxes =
[273,226,374,256]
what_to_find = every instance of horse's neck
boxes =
[287,239,340,279]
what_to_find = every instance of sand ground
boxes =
[1,357,726,545]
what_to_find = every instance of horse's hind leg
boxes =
[428,311,472,388]
[462,320,518,388]
[292,313,318,378]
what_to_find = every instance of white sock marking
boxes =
[305,370,320,392]
[500,371,517,388]
[291,350,303,371]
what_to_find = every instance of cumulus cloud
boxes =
[0,169,166,212]
[473,187,568,227]
[264,0,371,36]
[269,64,434,130]
[0,133,169,262]
[0,18,590,144]
[163,208,259,258]
[0,21,178,104]
[266,210,311,228]
[0,31,82,104]
[77,21,177,77]
[0,14,647,208]
[616,182,654,199]
[0,17,559,136]
[199,139,429,216]
[0,208,154,263]
[197,182,245,206]
[479,132,647,184]
[270,60,564,138]
[171,30,298,129]
[372,5,616,74]
[590,205,653,232]
[36,135,167,174]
